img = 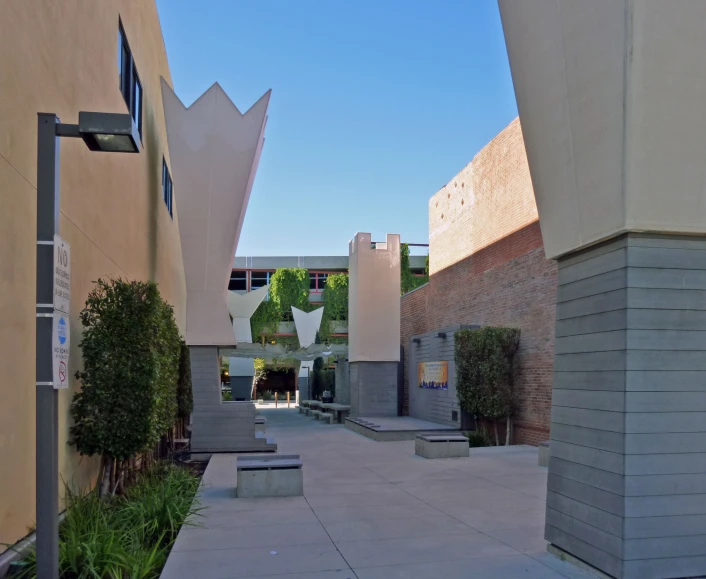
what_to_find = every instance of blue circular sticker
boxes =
[58,317,67,345]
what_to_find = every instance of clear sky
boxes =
[156,0,518,257]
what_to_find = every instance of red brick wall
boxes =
[401,118,557,445]
[423,222,557,445]
[400,283,428,415]
[429,118,538,275]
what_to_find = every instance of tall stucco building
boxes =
[0,1,187,551]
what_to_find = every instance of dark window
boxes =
[118,20,142,137]
[162,158,173,217]
[309,272,329,293]
[250,271,273,289]
[229,271,247,291]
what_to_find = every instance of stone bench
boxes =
[255,416,266,433]
[415,434,469,459]
[538,440,550,467]
[320,403,351,424]
[310,410,323,420]
[236,455,303,498]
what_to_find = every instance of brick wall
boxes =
[400,283,428,415]
[401,118,557,445]
[429,118,538,275]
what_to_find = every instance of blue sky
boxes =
[156,0,518,256]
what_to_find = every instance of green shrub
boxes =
[70,278,182,494]
[17,464,200,579]
[465,431,490,448]
[455,327,520,445]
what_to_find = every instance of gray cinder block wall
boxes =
[298,376,310,401]
[408,325,477,427]
[335,358,350,405]
[190,346,275,453]
[349,361,397,417]
[548,233,706,579]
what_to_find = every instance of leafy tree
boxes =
[454,327,520,445]
[70,278,181,495]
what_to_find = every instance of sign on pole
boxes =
[53,235,70,315]
[52,312,70,389]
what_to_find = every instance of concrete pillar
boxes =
[298,376,310,402]
[347,233,401,417]
[498,2,706,577]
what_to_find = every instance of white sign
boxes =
[52,312,70,389]
[53,235,70,315]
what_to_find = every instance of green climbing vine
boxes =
[401,244,428,295]
[250,268,314,341]
[454,327,520,446]
[319,273,348,343]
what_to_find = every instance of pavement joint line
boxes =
[302,493,360,579]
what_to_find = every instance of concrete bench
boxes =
[320,403,350,424]
[255,416,266,433]
[538,440,550,467]
[236,455,303,498]
[415,434,469,459]
[310,410,323,420]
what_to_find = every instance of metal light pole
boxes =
[35,111,140,579]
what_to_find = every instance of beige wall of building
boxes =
[0,1,186,550]
[348,233,401,363]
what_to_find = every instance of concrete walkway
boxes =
[161,409,595,579]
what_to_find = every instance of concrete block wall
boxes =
[190,346,273,453]
[407,325,476,427]
[335,358,350,405]
[298,377,310,401]
[349,361,397,418]
[548,233,706,579]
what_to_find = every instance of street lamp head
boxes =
[78,111,140,153]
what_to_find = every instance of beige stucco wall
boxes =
[0,1,186,550]
[499,0,706,259]
[348,233,401,362]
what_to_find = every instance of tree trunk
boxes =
[506,417,511,446]
[112,459,123,495]
[100,455,113,497]
[493,420,500,446]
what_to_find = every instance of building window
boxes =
[250,271,273,290]
[162,159,173,217]
[309,272,328,293]
[229,271,247,291]
[118,20,143,137]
